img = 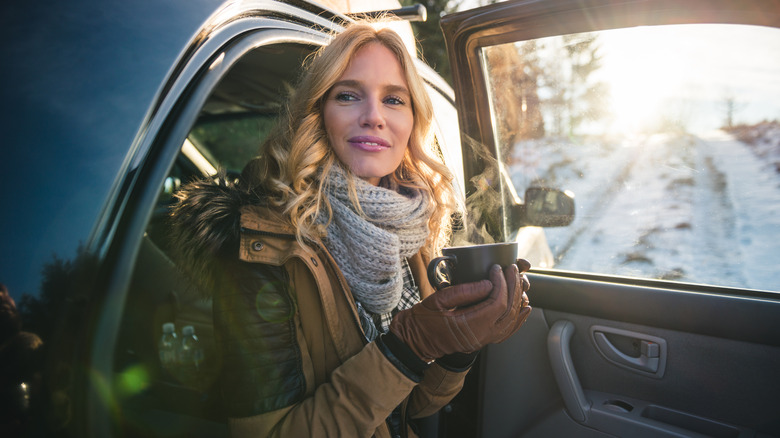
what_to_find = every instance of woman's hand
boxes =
[389,261,532,362]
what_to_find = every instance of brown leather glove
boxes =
[390,261,532,362]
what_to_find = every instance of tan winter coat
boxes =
[220,205,469,438]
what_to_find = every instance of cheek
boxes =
[322,104,337,137]
[323,106,346,151]
[393,112,415,144]
[390,142,410,171]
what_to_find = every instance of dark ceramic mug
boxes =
[426,242,519,290]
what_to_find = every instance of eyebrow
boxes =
[331,79,410,96]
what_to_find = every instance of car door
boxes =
[437,0,780,437]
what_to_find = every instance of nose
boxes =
[359,99,385,129]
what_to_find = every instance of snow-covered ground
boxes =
[509,124,780,291]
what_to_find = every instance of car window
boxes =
[184,42,313,173]
[482,23,780,291]
[188,114,277,172]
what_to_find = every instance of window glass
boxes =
[188,114,277,171]
[482,24,780,291]
[426,84,465,197]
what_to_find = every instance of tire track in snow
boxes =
[552,144,644,265]
[694,132,780,290]
[690,137,748,286]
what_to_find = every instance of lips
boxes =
[348,135,390,152]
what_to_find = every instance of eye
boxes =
[335,91,359,102]
[384,95,406,105]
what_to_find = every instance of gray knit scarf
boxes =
[319,166,432,314]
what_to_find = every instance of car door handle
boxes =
[590,325,667,378]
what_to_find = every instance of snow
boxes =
[509,124,780,292]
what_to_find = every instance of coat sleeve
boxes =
[406,363,470,419]
[215,260,419,438]
[392,252,474,419]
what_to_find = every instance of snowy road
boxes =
[515,131,780,291]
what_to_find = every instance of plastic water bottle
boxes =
[158,322,178,369]
[176,325,205,389]
[178,325,204,371]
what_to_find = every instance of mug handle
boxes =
[427,255,456,290]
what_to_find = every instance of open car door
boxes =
[437,1,780,437]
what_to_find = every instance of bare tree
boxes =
[540,33,609,137]
[721,92,745,129]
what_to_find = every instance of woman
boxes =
[171,21,532,438]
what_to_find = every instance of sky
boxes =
[587,24,780,135]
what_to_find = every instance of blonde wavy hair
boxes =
[251,21,459,255]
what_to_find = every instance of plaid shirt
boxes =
[357,257,421,342]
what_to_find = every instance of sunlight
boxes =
[597,26,699,135]
[595,24,780,136]
[602,53,676,135]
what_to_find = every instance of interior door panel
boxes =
[476,273,780,438]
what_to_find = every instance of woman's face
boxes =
[323,42,414,186]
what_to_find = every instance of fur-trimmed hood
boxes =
[168,174,257,296]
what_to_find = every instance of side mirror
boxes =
[512,187,575,228]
